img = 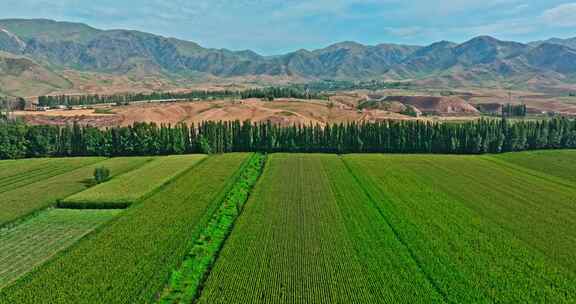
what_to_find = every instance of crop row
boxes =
[157,153,266,304]
[415,154,576,274]
[60,155,202,209]
[0,158,65,180]
[0,208,120,289]
[343,154,576,302]
[493,150,576,185]
[197,154,442,303]
[0,157,103,194]
[0,153,250,304]
[197,153,576,303]
[0,157,150,227]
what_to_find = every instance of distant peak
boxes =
[428,40,457,48]
[327,41,365,49]
[466,35,500,44]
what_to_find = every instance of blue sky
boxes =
[1,0,576,54]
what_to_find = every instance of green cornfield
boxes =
[0,208,120,289]
[0,157,150,227]
[197,153,576,303]
[493,150,576,184]
[0,154,250,304]
[61,155,205,208]
[2,151,576,303]
[0,158,101,193]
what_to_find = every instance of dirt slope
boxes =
[383,96,479,115]
[16,98,419,127]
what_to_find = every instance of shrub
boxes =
[94,167,110,184]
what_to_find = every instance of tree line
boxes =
[240,87,327,101]
[289,80,413,92]
[37,87,327,107]
[502,104,527,117]
[1,97,26,112]
[1,118,575,159]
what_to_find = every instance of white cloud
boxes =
[542,3,576,27]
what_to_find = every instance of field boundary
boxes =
[155,153,265,304]
[57,156,205,210]
[0,208,121,290]
[0,158,112,230]
[340,156,451,303]
[0,154,251,304]
[48,156,211,261]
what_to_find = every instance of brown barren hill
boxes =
[384,96,480,115]
[14,98,443,128]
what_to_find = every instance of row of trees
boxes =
[37,91,240,107]
[1,97,26,112]
[289,80,413,92]
[502,104,527,117]
[240,87,327,100]
[37,87,327,107]
[1,118,575,159]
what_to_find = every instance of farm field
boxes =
[0,208,120,289]
[0,154,250,304]
[1,151,575,303]
[0,157,103,194]
[197,154,444,303]
[493,150,576,184]
[61,155,205,208]
[198,152,576,303]
[343,154,576,302]
[0,156,151,227]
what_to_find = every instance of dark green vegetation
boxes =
[38,91,241,107]
[290,79,413,92]
[0,157,150,227]
[2,118,576,160]
[0,154,250,304]
[158,153,266,303]
[0,96,25,111]
[38,87,326,107]
[502,103,527,117]
[61,155,205,209]
[197,152,576,303]
[0,208,120,289]
[93,166,110,184]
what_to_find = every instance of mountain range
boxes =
[0,18,575,96]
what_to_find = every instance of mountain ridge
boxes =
[0,18,575,96]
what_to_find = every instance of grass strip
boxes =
[0,154,249,304]
[156,153,266,304]
[0,157,151,228]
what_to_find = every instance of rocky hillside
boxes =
[530,37,576,50]
[0,19,575,95]
[0,51,71,96]
[360,96,479,116]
